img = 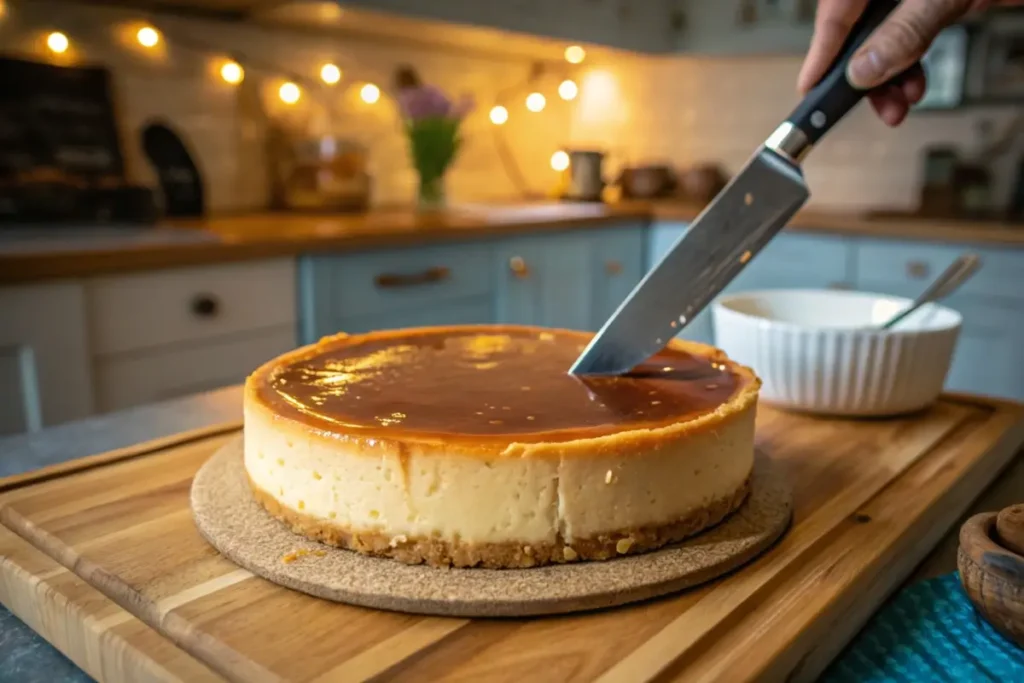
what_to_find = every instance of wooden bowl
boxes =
[957,504,1024,648]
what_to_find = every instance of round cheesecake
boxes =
[243,325,760,569]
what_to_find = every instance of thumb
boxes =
[846,0,973,89]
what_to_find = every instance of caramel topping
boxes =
[259,327,746,443]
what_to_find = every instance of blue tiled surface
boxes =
[0,609,92,683]
[823,573,1024,682]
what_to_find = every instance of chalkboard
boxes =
[0,56,124,182]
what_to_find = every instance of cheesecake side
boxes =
[243,327,760,569]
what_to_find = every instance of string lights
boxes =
[136,25,159,48]
[6,1,589,194]
[220,60,244,84]
[278,81,301,104]
[46,31,69,54]
[320,63,341,85]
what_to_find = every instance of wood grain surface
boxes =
[0,395,1022,683]
[4,202,1022,284]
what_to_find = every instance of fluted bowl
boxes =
[711,289,962,416]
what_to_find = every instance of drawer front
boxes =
[89,259,297,356]
[733,233,852,291]
[320,298,495,336]
[854,240,1024,301]
[310,243,493,322]
[95,325,296,412]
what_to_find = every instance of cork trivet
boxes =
[191,439,791,617]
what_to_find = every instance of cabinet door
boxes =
[299,243,493,344]
[589,226,646,331]
[645,224,853,345]
[320,298,495,336]
[855,273,1024,402]
[494,233,592,330]
[0,283,93,435]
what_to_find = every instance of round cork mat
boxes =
[191,439,791,618]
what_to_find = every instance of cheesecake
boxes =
[243,325,760,569]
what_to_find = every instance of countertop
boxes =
[2,201,1023,285]
[0,386,1022,680]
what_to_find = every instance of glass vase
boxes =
[417,174,446,211]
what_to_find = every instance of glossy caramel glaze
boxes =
[255,326,749,443]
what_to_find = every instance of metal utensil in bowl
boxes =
[881,253,982,330]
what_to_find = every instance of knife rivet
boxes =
[810,110,826,128]
[740,250,752,264]
[679,315,687,324]
[744,193,754,206]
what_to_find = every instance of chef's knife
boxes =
[571,0,900,376]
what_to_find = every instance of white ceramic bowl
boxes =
[711,289,963,416]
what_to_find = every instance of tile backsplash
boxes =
[4,1,1022,214]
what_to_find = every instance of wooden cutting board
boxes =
[1,395,1022,683]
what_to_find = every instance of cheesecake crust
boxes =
[250,474,751,569]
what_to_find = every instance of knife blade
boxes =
[571,0,900,376]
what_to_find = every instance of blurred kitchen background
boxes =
[3,0,1024,438]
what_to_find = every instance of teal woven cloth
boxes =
[821,573,1023,682]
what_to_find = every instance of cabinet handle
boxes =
[191,294,220,318]
[828,282,852,290]
[906,261,930,279]
[509,256,530,279]
[605,260,624,276]
[374,266,451,289]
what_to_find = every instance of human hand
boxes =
[797,0,1001,127]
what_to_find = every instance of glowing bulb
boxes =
[279,82,301,104]
[564,45,586,64]
[551,150,570,172]
[558,79,578,101]
[526,92,546,112]
[220,61,243,84]
[489,105,509,125]
[136,26,159,48]
[360,83,381,104]
[47,32,69,54]
[320,63,341,85]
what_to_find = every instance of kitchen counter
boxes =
[2,201,1022,285]
[0,387,1021,681]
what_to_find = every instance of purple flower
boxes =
[397,85,473,122]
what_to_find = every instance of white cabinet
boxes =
[87,259,299,413]
[0,283,94,436]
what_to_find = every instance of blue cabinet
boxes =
[646,222,853,345]
[299,223,648,344]
[646,223,1024,402]
[298,241,495,343]
[494,232,593,330]
[494,224,646,331]
[852,239,1024,402]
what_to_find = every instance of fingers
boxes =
[867,63,927,127]
[798,0,869,94]
[847,0,975,90]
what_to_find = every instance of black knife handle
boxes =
[785,0,900,147]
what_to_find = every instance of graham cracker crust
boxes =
[248,476,751,569]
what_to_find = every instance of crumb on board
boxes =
[281,548,328,564]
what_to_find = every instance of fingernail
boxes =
[847,50,886,88]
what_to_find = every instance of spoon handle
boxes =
[881,253,982,330]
